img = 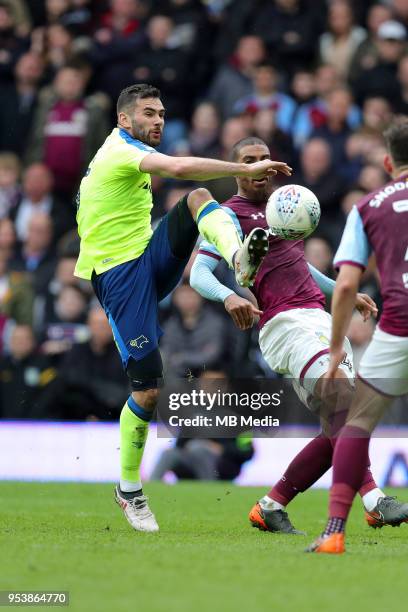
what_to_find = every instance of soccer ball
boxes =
[266,184,321,240]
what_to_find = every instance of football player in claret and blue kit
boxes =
[307,118,408,554]
[191,137,408,536]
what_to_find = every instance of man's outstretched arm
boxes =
[308,263,377,320]
[140,153,292,181]
[191,252,262,330]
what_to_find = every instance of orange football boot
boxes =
[305,533,345,554]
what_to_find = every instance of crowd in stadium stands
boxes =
[0,0,407,420]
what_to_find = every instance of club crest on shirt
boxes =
[315,331,329,345]
[130,335,150,349]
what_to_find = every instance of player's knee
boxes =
[187,188,213,215]
[315,369,354,426]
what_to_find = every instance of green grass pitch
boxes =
[1,482,408,612]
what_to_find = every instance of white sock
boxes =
[260,495,285,511]
[362,488,385,512]
[120,479,142,493]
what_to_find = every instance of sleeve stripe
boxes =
[197,249,222,261]
[334,260,366,271]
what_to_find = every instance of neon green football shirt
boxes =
[74,127,155,279]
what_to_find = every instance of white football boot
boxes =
[115,486,159,532]
[234,227,269,287]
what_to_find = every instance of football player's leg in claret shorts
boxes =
[248,309,399,536]
[93,189,268,531]
[307,330,408,554]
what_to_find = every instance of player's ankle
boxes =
[362,488,385,512]
[323,517,346,536]
[260,495,286,511]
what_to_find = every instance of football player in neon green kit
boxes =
[75,83,291,532]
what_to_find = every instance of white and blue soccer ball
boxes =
[266,184,321,240]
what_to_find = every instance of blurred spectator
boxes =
[161,283,233,377]
[131,14,191,151]
[151,433,254,481]
[11,211,56,296]
[204,116,251,203]
[152,366,254,480]
[357,164,387,193]
[352,20,407,105]
[251,109,296,172]
[35,254,85,332]
[40,284,89,357]
[208,35,266,119]
[45,0,71,25]
[151,0,211,55]
[63,0,93,37]
[344,127,385,184]
[0,249,33,325]
[294,138,347,225]
[360,96,393,135]
[188,101,221,159]
[292,63,361,147]
[304,236,334,277]
[0,1,29,85]
[90,0,147,103]
[0,153,21,219]
[0,52,44,155]
[219,117,251,158]
[0,324,57,418]
[54,306,127,420]
[250,0,321,75]
[42,0,93,36]
[31,21,81,79]
[26,62,110,200]
[311,86,356,175]
[96,0,145,38]
[0,217,17,259]
[1,0,31,36]
[349,3,393,83]
[11,163,74,243]
[290,69,316,105]
[319,0,366,78]
[233,63,296,134]
[44,23,76,75]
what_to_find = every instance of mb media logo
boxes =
[130,335,150,349]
